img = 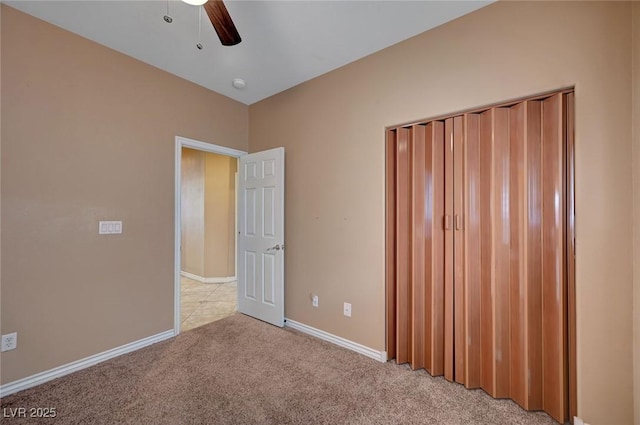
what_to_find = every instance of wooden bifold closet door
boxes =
[385,91,575,424]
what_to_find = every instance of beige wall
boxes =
[250,2,634,423]
[633,3,640,423]
[0,5,248,384]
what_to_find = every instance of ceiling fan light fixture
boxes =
[182,0,208,6]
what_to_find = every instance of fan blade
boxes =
[203,0,242,46]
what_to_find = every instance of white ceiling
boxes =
[5,0,492,105]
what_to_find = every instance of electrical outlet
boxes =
[1,332,17,352]
[312,294,319,308]
[343,302,352,317]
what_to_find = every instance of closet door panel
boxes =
[541,94,567,423]
[525,101,544,410]
[411,125,427,370]
[492,107,512,398]
[479,110,495,395]
[427,121,446,376]
[443,118,455,382]
[453,115,465,385]
[463,113,482,389]
[479,107,511,398]
[395,127,412,365]
[386,129,397,361]
[566,93,577,421]
[509,101,544,410]
[509,102,526,406]
[387,122,446,376]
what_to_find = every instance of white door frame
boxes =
[174,136,247,335]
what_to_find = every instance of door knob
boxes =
[266,244,284,251]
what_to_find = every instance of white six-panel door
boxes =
[237,147,285,327]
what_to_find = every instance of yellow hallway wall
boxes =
[0,6,248,384]
[181,148,206,277]
[203,153,236,278]
[249,1,634,423]
[181,150,236,279]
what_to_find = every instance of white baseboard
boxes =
[180,271,236,284]
[285,318,387,363]
[574,417,591,425]
[0,329,174,397]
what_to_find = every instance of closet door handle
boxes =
[444,215,451,230]
[455,214,462,231]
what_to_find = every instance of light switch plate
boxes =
[99,221,123,234]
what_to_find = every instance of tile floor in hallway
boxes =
[181,276,237,332]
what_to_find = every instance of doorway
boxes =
[174,137,247,334]
[180,147,237,331]
[385,90,576,424]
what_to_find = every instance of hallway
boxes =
[180,276,237,331]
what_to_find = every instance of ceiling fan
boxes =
[182,0,242,46]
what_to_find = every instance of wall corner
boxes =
[632,3,640,424]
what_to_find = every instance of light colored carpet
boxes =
[1,314,557,424]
